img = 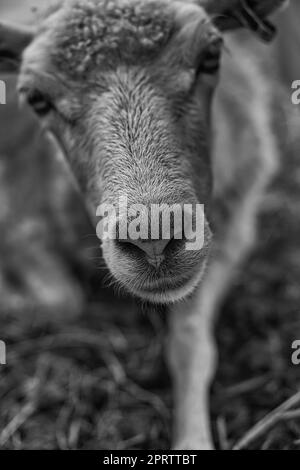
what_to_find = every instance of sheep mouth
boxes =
[128,265,207,305]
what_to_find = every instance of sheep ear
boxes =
[0,22,34,73]
[200,0,288,42]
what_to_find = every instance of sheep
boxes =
[0,0,286,450]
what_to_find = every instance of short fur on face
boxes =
[17,0,223,303]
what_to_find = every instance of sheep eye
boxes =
[27,90,53,117]
[197,38,223,75]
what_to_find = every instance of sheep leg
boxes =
[167,279,217,450]
[167,209,262,450]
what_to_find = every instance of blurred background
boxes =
[0,0,300,450]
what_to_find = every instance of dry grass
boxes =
[212,139,300,449]
[0,299,172,449]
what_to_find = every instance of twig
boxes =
[216,416,230,450]
[0,402,36,447]
[280,409,300,421]
[224,375,270,398]
[233,390,300,450]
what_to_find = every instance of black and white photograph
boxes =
[0,0,300,455]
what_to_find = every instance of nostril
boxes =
[117,238,173,268]
[130,239,170,257]
[119,238,169,256]
[114,208,187,267]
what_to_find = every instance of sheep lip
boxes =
[128,264,207,305]
[141,275,191,293]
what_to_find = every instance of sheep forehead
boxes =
[35,0,176,78]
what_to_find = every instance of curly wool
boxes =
[37,0,174,77]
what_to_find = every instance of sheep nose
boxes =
[120,238,171,269]
[133,238,171,268]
